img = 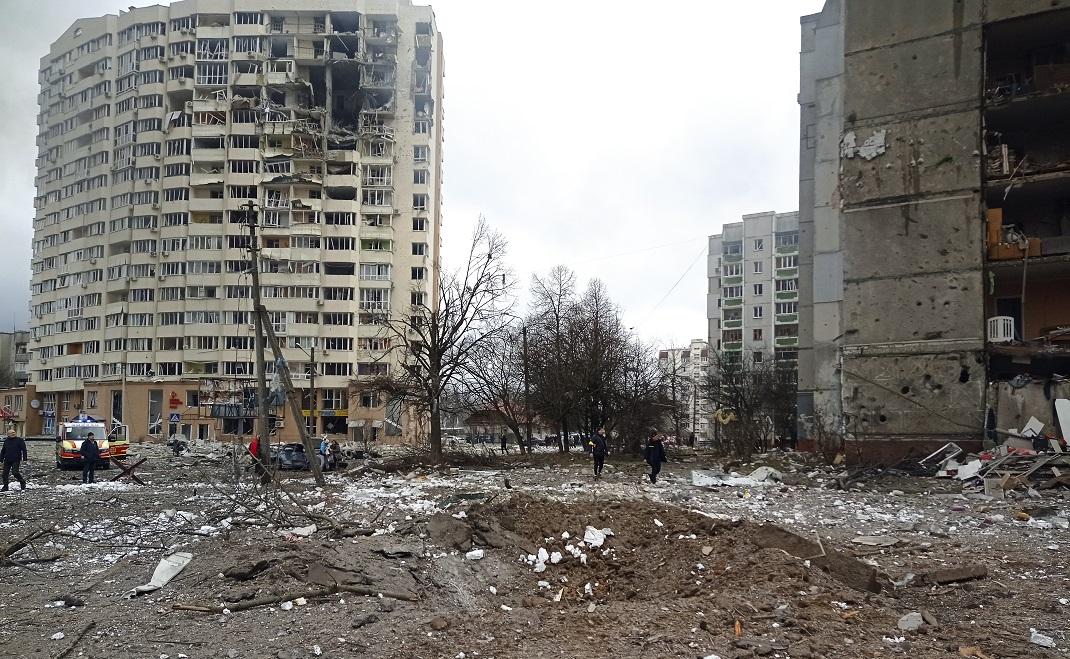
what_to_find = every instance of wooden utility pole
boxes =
[242,200,272,481]
[260,311,325,486]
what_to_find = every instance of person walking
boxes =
[588,427,608,478]
[318,435,330,471]
[499,433,508,455]
[79,432,101,484]
[644,431,667,484]
[0,429,27,491]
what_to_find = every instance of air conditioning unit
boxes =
[246,52,256,58]
[104,91,112,97]
[149,251,157,257]
[81,283,88,289]
[89,258,97,264]
[181,28,190,35]
[274,419,285,428]
[988,316,1015,344]
[316,299,324,306]
[158,57,166,64]
[150,227,158,233]
[162,251,170,257]
[153,154,161,161]
[158,275,167,281]
[128,207,134,215]
[152,203,160,209]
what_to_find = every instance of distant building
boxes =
[657,339,711,442]
[0,331,31,387]
[707,212,800,366]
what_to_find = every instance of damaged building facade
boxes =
[29,1,443,443]
[800,0,1070,461]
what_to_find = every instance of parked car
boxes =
[272,443,310,470]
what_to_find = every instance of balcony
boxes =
[775,336,799,348]
[722,342,742,352]
[722,319,742,330]
[776,244,799,254]
[722,275,743,286]
[774,290,798,301]
[722,253,742,263]
[775,268,798,279]
[358,300,390,312]
[723,297,742,308]
[775,313,798,324]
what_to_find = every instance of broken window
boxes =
[775,279,798,292]
[412,194,428,211]
[753,239,764,251]
[753,329,763,341]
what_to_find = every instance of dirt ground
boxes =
[0,440,1068,659]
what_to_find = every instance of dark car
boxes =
[272,443,310,470]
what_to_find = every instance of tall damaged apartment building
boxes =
[798,1,1070,461]
[28,2,443,442]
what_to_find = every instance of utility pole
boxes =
[242,200,272,480]
[521,326,532,454]
[309,344,316,437]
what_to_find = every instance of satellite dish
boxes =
[29,399,40,409]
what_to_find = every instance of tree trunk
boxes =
[430,406,442,461]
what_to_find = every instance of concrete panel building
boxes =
[29,1,443,443]
[707,212,800,366]
[803,0,1070,461]
[797,0,844,442]
[657,339,711,442]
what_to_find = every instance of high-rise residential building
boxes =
[707,212,800,366]
[801,0,1070,462]
[657,339,711,443]
[30,2,443,443]
[796,0,844,442]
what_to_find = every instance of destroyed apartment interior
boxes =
[981,8,1070,480]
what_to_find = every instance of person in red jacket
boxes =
[248,436,264,476]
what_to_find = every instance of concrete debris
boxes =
[921,564,988,585]
[464,549,485,561]
[896,612,923,631]
[851,535,899,547]
[1029,628,1056,648]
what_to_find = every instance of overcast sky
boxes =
[0,0,824,347]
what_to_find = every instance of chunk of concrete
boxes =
[921,564,987,585]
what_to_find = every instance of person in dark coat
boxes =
[588,427,608,477]
[644,432,667,484]
[1,429,27,491]
[499,433,508,455]
[79,432,101,484]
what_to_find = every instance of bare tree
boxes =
[355,219,515,460]
[527,266,583,451]
[703,353,796,458]
[458,324,530,453]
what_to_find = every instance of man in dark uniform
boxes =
[1,429,28,491]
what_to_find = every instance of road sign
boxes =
[168,412,182,423]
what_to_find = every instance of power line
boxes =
[571,236,706,266]
[637,244,709,328]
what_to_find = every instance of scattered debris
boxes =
[125,552,194,598]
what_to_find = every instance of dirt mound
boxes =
[462,495,850,605]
